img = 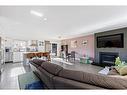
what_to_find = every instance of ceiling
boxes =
[0,6,127,40]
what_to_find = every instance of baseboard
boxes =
[5,61,13,63]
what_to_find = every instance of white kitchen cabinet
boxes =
[5,38,13,47]
[5,52,13,62]
[0,36,5,73]
[13,52,24,62]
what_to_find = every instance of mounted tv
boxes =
[97,33,124,48]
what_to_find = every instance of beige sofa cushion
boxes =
[59,68,84,82]
[30,59,45,66]
[41,62,63,75]
[59,68,127,89]
[108,68,119,75]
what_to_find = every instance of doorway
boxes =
[52,43,57,56]
[61,45,68,57]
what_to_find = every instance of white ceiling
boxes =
[0,6,127,40]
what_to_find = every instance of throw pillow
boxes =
[115,57,122,66]
[115,66,127,76]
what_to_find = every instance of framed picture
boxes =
[71,40,77,48]
[82,40,88,46]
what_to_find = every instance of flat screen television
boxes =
[97,33,124,48]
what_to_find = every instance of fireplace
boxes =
[99,52,118,66]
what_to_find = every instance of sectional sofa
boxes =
[29,59,127,89]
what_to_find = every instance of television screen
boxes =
[97,33,124,48]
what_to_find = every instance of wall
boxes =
[61,34,95,59]
[95,27,127,63]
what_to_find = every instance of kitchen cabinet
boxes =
[45,41,51,52]
[5,37,13,47]
[13,52,24,62]
[13,40,26,62]
[5,52,13,62]
[0,37,5,73]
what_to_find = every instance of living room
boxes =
[1,2,127,94]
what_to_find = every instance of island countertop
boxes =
[23,52,51,64]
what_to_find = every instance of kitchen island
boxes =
[23,52,51,64]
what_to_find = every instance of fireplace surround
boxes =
[99,52,118,66]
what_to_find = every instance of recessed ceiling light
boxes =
[44,18,47,21]
[30,10,43,17]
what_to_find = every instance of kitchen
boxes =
[4,38,60,63]
[0,34,61,74]
[5,38,27,63]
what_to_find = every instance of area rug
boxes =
[18,71,44,89]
